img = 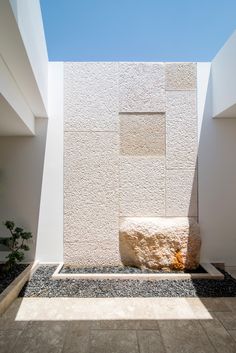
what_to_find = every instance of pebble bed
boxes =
[0,264,28,294]
[61,265,206,274]
[19,265,236,298]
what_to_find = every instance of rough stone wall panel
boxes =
[166,91,197,169]
[63,61,120,265]
[64,62,198,265]
[119,157,165,216]
[119,62,165,112]
[166,169,198,216]
[64,62,118,131]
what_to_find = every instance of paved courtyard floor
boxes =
[1,297,236,352]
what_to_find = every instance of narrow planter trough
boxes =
[0,261,39,315]
[52,263,224,281]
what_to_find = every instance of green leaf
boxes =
[21,244,29,251]
[21,232,32,240]
[15,227,23,234]
[4,221,14,230]
[12,232,20,239]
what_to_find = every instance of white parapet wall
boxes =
[211,31,236,118]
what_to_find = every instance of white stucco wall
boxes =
[198,63,236,266]
[35,62,64,262]
[0,62,64,263]
[0,118,47,261]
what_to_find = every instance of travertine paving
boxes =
[1,297,236,353]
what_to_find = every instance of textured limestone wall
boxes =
[64,62,197,265]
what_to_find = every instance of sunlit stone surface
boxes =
[119,217,201,270]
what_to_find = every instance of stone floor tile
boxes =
[221,298,236,312]
[228,330,236,342]
[183,298,214,319]
[62,321,90,353]
[200,318,236,353]
[152,298,212,320]
[200,298,232,312]
[137,330,166,353]
[214,311,236,330]
[15,321,67,353]
[158,320,216,353]
[90,320,158,330]
[0,330,23,353]
[0,317,28,331]
[90,329,139,353]
[0,299,28,330]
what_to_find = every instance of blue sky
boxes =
[40,0,236,62]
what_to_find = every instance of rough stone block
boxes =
[120,217,201,270]
[119,62,165,112]
[120,113,165,156]
[64,62,118,131]
[166,91,197,169]
[166,169,198,216]
[165,63,197,90]
[64,132,120,265]
[119,157,165,216]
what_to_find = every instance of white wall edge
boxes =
[35,62,64,262]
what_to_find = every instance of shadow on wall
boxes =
[0,118,48,262]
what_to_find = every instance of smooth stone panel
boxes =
[165,62,197,90]
[120,113,165,156]
[158,320,215,353]
[90,320,158,330]
[200,318,236,353]
[90,330,139,353]
[62,322,90,353]
[166,169,197,216]
[8,298,212,321]
[137,330,165,353]
[119,62,165,112]
[166,91,197,169]
[214,312,236,330]
[229,330,236,342]
[200,298,232,312]
[0,330,23,353]
[119,157,165,216]
[64,132,120,265]
[221,298,236,311]
[15,321,67,353]
[64,62,118,131]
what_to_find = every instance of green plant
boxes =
[0,221,32,271]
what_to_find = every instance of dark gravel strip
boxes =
[19,265,236,298]
[0,264,28,294]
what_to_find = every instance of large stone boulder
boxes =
[119,217,201,271]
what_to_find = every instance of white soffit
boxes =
[0,0,48,119]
